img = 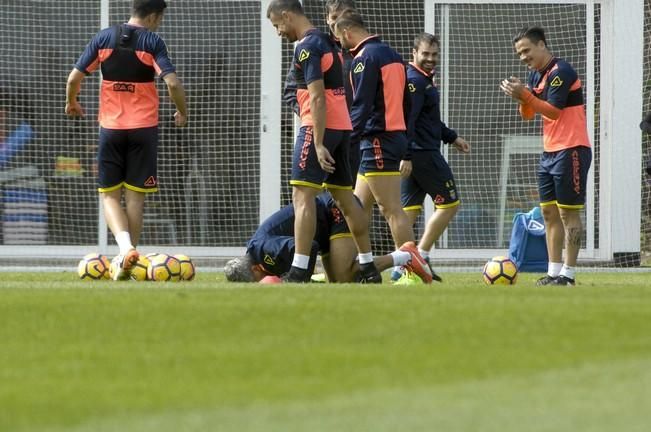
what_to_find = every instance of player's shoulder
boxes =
[549,58,578,79]
[297,29,329,49]
[136,29,166,52]
[91,26,117,47]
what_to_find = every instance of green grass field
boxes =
[1,271,651,432]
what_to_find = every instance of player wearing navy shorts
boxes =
[224,193,427,283]
[66,0,188,280]
[267,0,381,283]
[333,11,433,283]
[501,26,592,286]
[392,33,470,282]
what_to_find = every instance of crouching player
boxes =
[224,193,430,283]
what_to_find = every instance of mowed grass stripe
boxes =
[0,273,650,431]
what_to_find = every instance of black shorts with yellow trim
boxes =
[359,131,408,174]
[537,145,592,208]
[401,150,460,209]
[291,127,353,189]
[98,126,158,193]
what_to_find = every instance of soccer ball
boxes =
[130,255,151,281]
[173,254,196,281]
[77,253,110,280]
[482,256,518,285]
[147,254,181,282]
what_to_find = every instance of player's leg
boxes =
[394,169,423,280]
[417,154,461,253]
[125,126,159,247]
[366,175,414,246]
[553,146,592,285]
[353,173,375,221]
[123,189,145,245]
[97,127,138,280]
[325,130,381,283]
[286,126,327,282]
[360,134,431,283]
[536,151,564,285]
[323,235,414,282]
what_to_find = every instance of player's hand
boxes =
[65,101,85,118]
[174,111,188,127]
[399,160,412,178]
[316,145,335,173]
[453,137,470,153]
[500,76,526,102]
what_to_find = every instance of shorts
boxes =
[538,146,592,209]
[290,127,353,190]
[358,132,407,176]
[98,126,158,193]
[401,150,460,210]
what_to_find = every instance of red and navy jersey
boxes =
[406,63,457,153]
[74,23,175,130]
[246,194,349,276]
[348,35,408,142]
[283,41,354,114]
[526,57,590,152]
[293,28,352,130]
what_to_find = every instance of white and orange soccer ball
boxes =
[173,254,196,281]
[482,256,518,285]
[77,253,110,280]
[147,254,181,282]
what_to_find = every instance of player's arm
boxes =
[162,73,188,127]
[66,34,103,118]
[307,78,333,171]
[283,66,300,115]
[299,43,334,172]
[406,79,424,158]
[500,76,559,120]
[349,57,379,144]
[65,69,86,118]
[153,37,188,127]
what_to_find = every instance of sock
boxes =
[560,265,576,280]
[418,248,430,261]
[292,254,310,270]
[548,262,563,277]
[390,250,411,266]
[358,252,374,265]
[115,231,134,255]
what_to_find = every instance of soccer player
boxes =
[283,1,359,171]
[65,0,188,280]
[224,193,426,283]
[393,33,470,282]
[333,12,432,283]
[266,0,390,283]
[500,26,592,286]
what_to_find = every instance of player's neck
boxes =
[295,18,315,40]
[127,17,146,28]
[537,53,554,72]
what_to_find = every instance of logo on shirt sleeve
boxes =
[298,49,310,62]
[550,76,563,87]
[353,63,365,74]
[264,255,276,266]
[408,83,416,93]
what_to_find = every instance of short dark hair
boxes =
[266,0,304,19]
[333,10,366,33]
[413,32,440,50]
[513,26,547,46]
[132,0,167,18]
[325,0,357,14]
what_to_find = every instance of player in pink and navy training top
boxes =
[65,0,188,280]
